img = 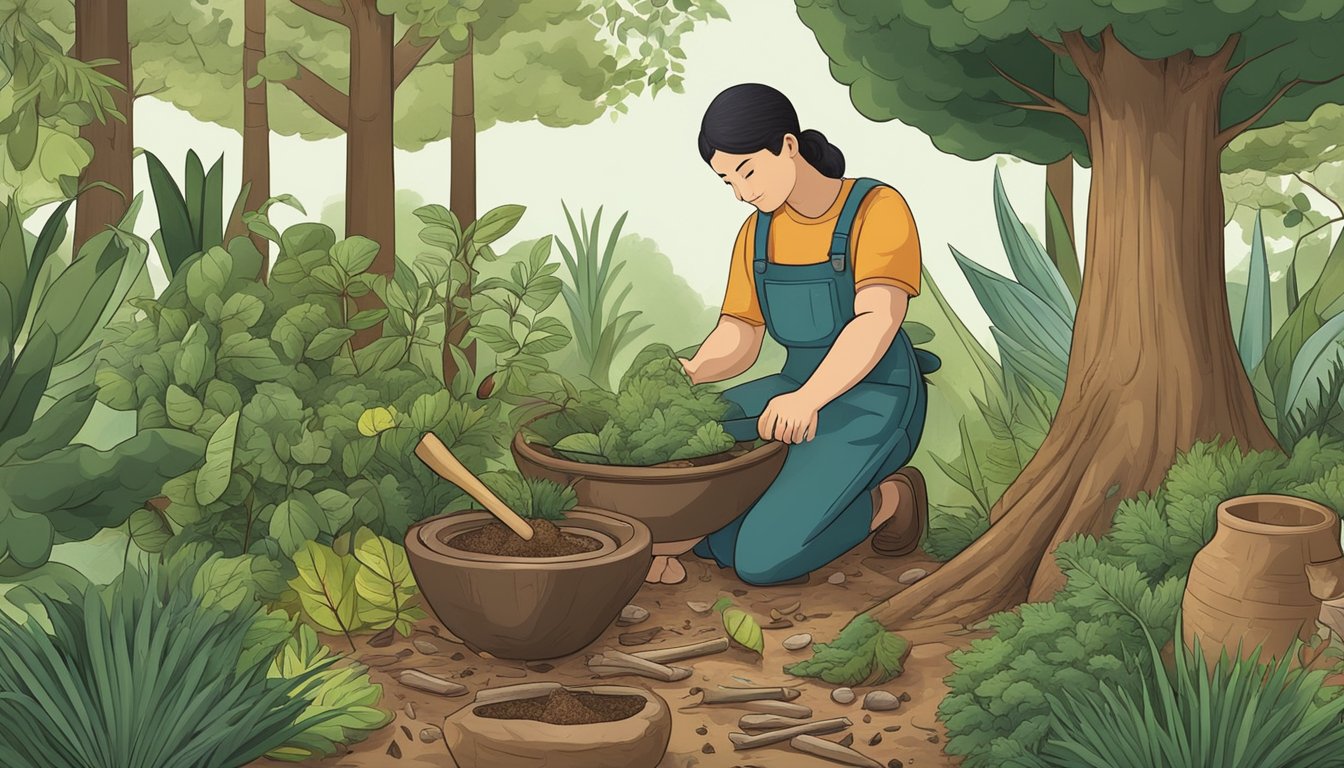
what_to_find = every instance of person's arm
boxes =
[757,285,909,442]
[681,315,766,385]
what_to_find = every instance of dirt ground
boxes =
[265,547,977,768]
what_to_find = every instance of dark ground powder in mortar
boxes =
[445,519,601,557]
[474,688,646,725]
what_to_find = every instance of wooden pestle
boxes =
[414,433,535,540]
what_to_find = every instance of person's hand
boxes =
[758,391,821,444]
[678,357,697,384]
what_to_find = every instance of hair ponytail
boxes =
[698,83,846,178]
[796,129,845,178]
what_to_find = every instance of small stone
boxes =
[400,725,413,740]
[731,589,748,597]
[898,691,911,702]
[403,702,416,720]
[369,627,396,647]
[761,619,794,630]
[884,725,901,732]
[869,733,883,746]
[827,572,846,585]
[460,669,474,678]
[831,687,855,705]
[618,604,649,626]
[386,740,402,758]
[863,691,901,711]
[413,638,441,655]
[451,652,466,661]
[702,743,716,754]
[696,725,708,735]
[782,633,813,651]
[478,651,495,660]
[687,601,713,614]
[526,662,554,673]
[419,726,443,743]
[897,568,928,585]
[399,670,467,697]
[839,733,855,748]
[863,714,872,724]
[794,613,807,622]
[888,761,905,768]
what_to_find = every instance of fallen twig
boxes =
[630,637,729,664]
[688,685,801,704]
[399,670,467,697]
[472,682,561,706]
[587,650,692,682]
[729,718,851,750]
[737,700,814,718]
[790,734,883,767]
[739,713,813,733]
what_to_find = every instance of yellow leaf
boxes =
[357,406,397,437]
[289,541,360,635]
[352,527,414,633]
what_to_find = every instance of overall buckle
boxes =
[829,232,848,271]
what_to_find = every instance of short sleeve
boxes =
[852,187,921,296]
[719,216,765,326]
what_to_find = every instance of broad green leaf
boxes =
[552,432,607,462]
[346,309,388,331]
[218,332,288,381]
[219,293,266,331]
[289,540,359,635]
[271,491,325,555]
[1238,211,1272,375]
[173,323,212,389]
[466,204,525,245]
[196,412,239,505]
[352,527,416,632]
[306,328,354,360]
[712,597,763,654]
[163,472,202,527]
[341,439,376,478]
[203,380,242,415]
[331,237,381,275]
[289,430,333,465]
[165,384,204,429]
[357,407,397,437]
[785,615,910,686]
[184,247,232,312]
[314,489,356,533]
[143,149,197,275]
[126,507,172,553]
[1284,312,1344,414]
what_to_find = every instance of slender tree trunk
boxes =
[443,35,477,385]
[865,41,1278,639]
[1045,157,1082,300]
[73,0,133,254]
[346,0,396,346]
[232,0,271,274]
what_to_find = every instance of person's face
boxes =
[710,135,799,213]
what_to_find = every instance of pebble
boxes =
[863,714,872,724]
[400,725,413,739]
[831,687,855,705]
[897,568,928,585]
[839,733,854,748]
[827,572,846,585]
[687,601,712,614]
[898,691,911,702]
[399,670,468,697]
[696,725,708,735]
[386,741,402,758]
[618,604,649,626]
[403,702,416,720]
[863,691,901,711]
[782,633,813,651]
[889,761,904,768]
[702,743,716,754]
[869,733,883,746]
[451,652,466,661]
[794,613,807,622]
[884,725,901,732]
[526,662,554,673]
[413,638,441,655]
[419,726,443,743]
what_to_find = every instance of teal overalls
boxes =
[692,178,940,585]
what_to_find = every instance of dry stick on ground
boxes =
[629,637,729,664]
[729,718,852,750]
[790,734,883,768]
[739,713,813,733]
[688,686,801,704]
[587,650,692,682]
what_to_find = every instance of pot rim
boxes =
[511,430,786,482]
[416,514,620,564]
[455,682,665,731]
[1216,493,1338,536]
[405,507,652,570]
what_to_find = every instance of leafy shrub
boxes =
[0,565,331,768]
[478,470,577,520]
[286,528,425,646]
[0,195,203,578]
[1039,630,1344,768]
[265,623,392,762]
[142,148,250,277]
[940,437,1344,767]
[786,615,910,687]
[531,343,736,465]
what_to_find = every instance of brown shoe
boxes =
[870,467,927,557]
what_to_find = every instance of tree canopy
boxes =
[795,0,1344,164]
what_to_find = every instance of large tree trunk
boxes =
[1045,157,1082,300]
[73,0,133,254]
[346,0,396,347]
[232,0,271,272]
[866,39,1278,638]
[443,35,477,385]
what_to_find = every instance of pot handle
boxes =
[1307,557,1344,602]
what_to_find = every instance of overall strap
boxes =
[830,177,886,271]
[752,211,771,275]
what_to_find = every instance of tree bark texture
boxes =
[233,0,272,270]
[443,35,478,385]
[73,0,133,255]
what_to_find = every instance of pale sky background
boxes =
[116,0,1263,348]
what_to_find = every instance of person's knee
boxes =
[732,543,804,586]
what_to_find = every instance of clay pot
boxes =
[1182,494,1344,667]
[511,432,787,542]
[405,508,651,660]
[442,682,671,768]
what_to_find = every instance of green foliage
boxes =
[143,148,248,278]
[940,437,1344,766]
[265,624,392,762]
[287,528,426,647]
[0,565,333,768]
[478,470,576,521]
[553,204,650,389]
[0,196,204,576]
[1038,630,1344,768]
[786,615,910,687]
[712,597,764,655]
[1238,211,1272,374]
[535,343,736,465]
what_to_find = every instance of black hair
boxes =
[697,83,845,178]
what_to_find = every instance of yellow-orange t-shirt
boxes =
[720,178,922,326]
